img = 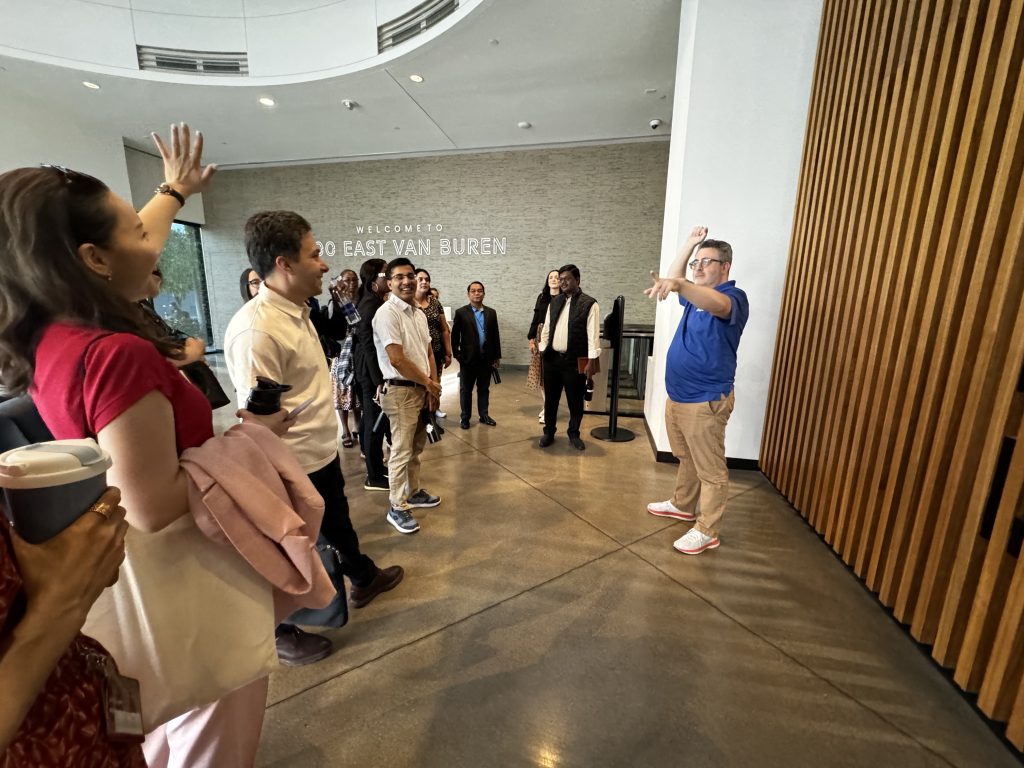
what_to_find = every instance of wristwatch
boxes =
[155,183,185,208]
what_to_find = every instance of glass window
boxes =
[152,222,213,346]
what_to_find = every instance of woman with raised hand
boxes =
[0,123,285,767]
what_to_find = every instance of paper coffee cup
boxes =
[0,439,112,543]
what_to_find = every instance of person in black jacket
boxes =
[450,281,502,429]
[352,258,391,490]
[537,265,600,451]
[527,270,561,423]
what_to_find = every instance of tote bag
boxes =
[82,514,278,731]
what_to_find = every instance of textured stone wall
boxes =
[202,142,668,363]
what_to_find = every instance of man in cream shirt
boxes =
[225,210,404,667]
[538,264,601,451]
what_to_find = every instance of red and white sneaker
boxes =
[673,528,720,555]
[646,499,697,522]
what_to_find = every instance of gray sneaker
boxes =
[407,489,441,508]
[386,506,420,534]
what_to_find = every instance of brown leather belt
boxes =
[385,379,424,389]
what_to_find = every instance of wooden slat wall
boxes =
[761,0,1024,749]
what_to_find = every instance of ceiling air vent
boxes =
[378,0,459,53]
[137,46,248,76]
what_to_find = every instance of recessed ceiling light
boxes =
[517,121,532,129]
[644,88,658,94]
[409,74,424,83]
[82,81,100,90]
[258,96,276,107]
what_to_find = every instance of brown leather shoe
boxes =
[275,624,332,667]
[349,565,404,609]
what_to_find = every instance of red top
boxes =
[0,525,146,767]
[32,323,213,452]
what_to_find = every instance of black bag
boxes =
[180,360,232,410]
[286,539,349,629]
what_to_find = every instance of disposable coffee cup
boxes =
[0,439,112,544]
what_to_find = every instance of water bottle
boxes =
[584,378,594,402]
[341,300,361,324]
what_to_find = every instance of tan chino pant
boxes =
[381,385,427,510]
[664,391,735,539]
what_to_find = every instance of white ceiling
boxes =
[0,0,681,167]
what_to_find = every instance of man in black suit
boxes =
[450,281,502,429]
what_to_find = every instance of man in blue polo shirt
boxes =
[645,226,749,555]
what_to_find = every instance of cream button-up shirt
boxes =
[372,293,433,381]
[538,294,601,358]
[224,283,338,473]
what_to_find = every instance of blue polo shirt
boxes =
[666,280,748,403]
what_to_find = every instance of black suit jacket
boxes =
[352,292,386,388]
[451,304,501,366]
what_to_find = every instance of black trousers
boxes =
[307,455,377,587]
[358,376,389,484]
[459,360,492,421]
[543,352,586,438]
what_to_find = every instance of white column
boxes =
[646,0,824,461]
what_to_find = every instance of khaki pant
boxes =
[664,392,735,538]
[381,385,427,510]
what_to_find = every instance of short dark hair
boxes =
[557,264,580,281]
[698,239,733,264]
[239,267,255,303]
[467,281,485,292]
[244,210,311,278]
[386,257,416,278]
[415,268,431,281]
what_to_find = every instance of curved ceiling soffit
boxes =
[0,0,487,88]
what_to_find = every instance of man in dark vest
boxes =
[450,281,502,429]
[537,264,600,450]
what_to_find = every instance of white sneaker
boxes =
[673,528,720,555]
[435,410,446,419]
[646,499,696,522]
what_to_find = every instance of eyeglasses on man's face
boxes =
[248,278,263,288]
[689,257,726,270]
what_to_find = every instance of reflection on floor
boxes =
[208,360,1015,767]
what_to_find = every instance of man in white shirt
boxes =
[225,210,404,666]
[372,257,443,534]
[538,264,601,451]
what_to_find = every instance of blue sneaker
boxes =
[387,506,420,534]
[407,489,441,508]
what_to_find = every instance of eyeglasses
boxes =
[248,278,262,288]
[390,272,417,280]
[689,257,727,269]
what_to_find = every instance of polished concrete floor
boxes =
[212,362,1017,767]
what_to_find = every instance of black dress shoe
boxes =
[460,419,470,429]
[349,565,405,609]
[275,624,332,667]
[539,434,554,448]
[479,416,497,426]
[569,436,586,451]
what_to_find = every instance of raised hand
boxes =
[684,225,709,251]
[151,122,218,198]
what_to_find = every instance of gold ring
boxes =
[90,501,114,519]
